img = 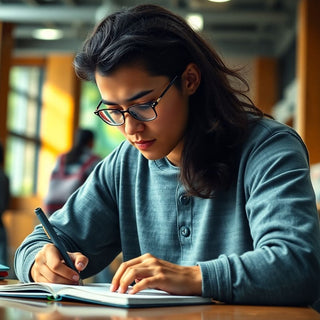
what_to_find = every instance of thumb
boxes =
[68,252,89,272]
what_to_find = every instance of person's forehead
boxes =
[95,69,166,104]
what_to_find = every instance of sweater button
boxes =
[179,194,190,205]
[180,226,191,237]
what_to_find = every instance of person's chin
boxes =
[138,149,164,161]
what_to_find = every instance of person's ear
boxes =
[181,63,201,95]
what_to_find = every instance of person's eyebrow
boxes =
[101,89,154,106]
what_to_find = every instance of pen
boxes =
[34,207,83,285]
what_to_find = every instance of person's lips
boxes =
[134,139,155,150]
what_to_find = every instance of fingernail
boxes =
[110,284,115,292]
[72,274,79,281]
[77,262,85,270]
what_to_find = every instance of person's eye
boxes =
[135,103,153,110]
[108,109,121,115]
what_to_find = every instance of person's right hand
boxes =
[30,243,88,284]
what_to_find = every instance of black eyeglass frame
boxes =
[94,75,178,126]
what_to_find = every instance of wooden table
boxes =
[0,280,319,320]
[0,299,319,320]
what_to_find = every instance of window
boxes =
[5,66,124,196]
[6,66,43,196]
[79,81,124,157]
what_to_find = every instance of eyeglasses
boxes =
[94,75,177,126]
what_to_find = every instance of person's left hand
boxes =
[110,253,202,295]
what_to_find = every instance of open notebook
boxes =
[0,283,213,308]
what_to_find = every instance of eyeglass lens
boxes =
[98,103,157,125]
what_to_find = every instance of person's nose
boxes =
[124,113,145,135]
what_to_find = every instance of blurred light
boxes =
[186,13,204,31]
[208,0,231,2]
[32,28,64,40]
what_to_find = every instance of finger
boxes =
[122,261,202,296]
[31,265,51,283]
[129,274,164,294]
[31,245,52,282]
[133,265,203,295]
[43,257,80,284]
[111,256,147,292]
[119,266,157,293]
[32,254,76,284]
[33,244,80,284]
[117,255,162,293]
[68,252,89,272]
[41,260,78,284]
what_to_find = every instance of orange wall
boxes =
[296,0,320,164]
[253,57,278,116]
[0,22,13,148]
[38,54,80,199]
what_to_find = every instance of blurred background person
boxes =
[0,142,10,266]
[44,128,101,216]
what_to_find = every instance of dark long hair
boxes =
[74,4,266,198]
[65,129,94,164]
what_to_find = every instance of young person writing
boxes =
[15,4,320,306]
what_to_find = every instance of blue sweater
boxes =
[15,118,320,305]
